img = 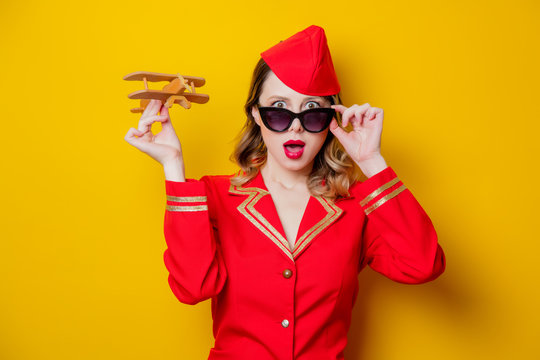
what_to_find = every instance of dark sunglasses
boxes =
[257,106,336,133]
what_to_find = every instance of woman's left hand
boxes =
[329,103,388,178]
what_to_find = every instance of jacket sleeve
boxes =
[162,175,227,305]
[357,167,446,284]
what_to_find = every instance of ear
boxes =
[251,106,261,127]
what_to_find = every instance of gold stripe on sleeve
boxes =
[166,204,208,212]
[166,195,207,203]
[360,177,400,207]
[364,184,406,215]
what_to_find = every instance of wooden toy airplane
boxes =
[123,71,209,113]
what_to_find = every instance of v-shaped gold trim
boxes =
[229,182,342,261]
[229,183,293,260]
[292,196,342,258]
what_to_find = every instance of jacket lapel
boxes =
[228,170,348,262]
[292,195,343,259]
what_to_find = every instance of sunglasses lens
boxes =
[303,111,332,132]
[264,110,292,132]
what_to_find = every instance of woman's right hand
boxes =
[124,99,183,166]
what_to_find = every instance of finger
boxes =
[370,108,383,121]
[140,100,153,117]
[124,127,147,148]
[331,104,348,126]
[159,104,169,117]
[331,104,347,114]
[159,105,175,130]
[334,104,370,127]
[149,99,163,116]
[138,114,169,132]
[329,118,349,143]
[341,106,358,128]
[125,127,144,140]
[141,99,160,117]
[365,107,378,121]
[139,100,163,129]
[125,126,160,155]
[138,100,162,132]
[353,108,366,128]
[353,105,371,128]
[364,108,372,121]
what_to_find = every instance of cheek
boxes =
[260,128,282,151]
[310,132,329,152]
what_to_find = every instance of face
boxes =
[251,71,332,174]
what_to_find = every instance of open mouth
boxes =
[284,144,304,152]
[283,140,305,159]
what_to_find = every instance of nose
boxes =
[289,117,303,132]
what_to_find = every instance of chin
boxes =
[266,144,320,173]
[279,155,315,172]
[283,163,310,172]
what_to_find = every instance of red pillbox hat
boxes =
[260,25,340,96]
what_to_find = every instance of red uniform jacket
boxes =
[163,166,446,360]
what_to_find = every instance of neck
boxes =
[260,154,313,190]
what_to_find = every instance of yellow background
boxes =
[1,0,539,359]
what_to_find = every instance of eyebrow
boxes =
[265,95,325,102]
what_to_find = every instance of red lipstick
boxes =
[283,140,305,159]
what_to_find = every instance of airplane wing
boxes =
[123,71,206,87]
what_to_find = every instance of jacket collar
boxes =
[228,169,353,262]
[228,169,355,201]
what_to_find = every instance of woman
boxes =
[125,25,446,360]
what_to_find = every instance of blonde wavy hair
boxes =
[229,58,362,201]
